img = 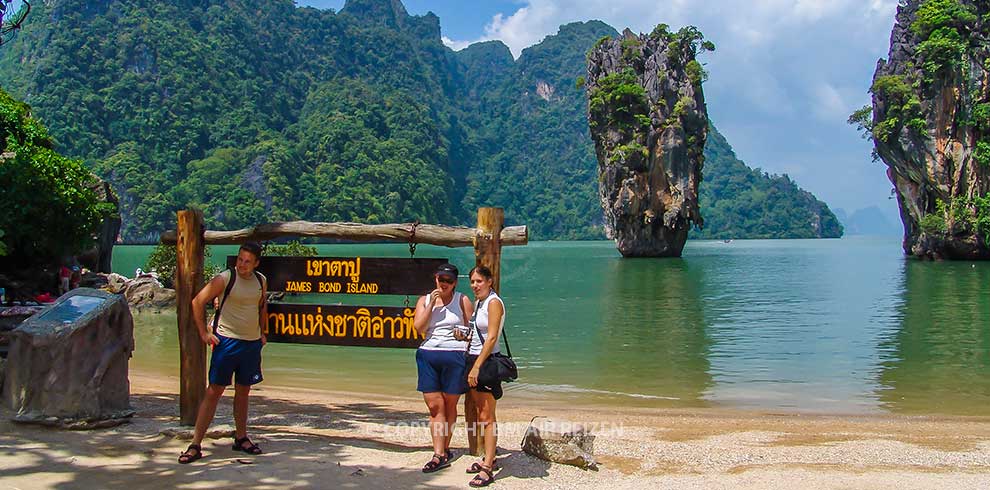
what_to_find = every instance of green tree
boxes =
[0,88,114,266]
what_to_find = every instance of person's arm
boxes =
[192,274,227,346]
[413,277,442,336]
[258,276,268,345]
[453,294,473,341]
[413,294,433,336]
[467,298,503,387]
[460,293,474,327]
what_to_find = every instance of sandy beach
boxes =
[2,370,989,489]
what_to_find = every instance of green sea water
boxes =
[113,236,990,415]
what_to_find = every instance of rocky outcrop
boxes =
[3,289,134,427]
[585,26,711,256]
[104,273,175,308]
[869,1,990,259]
[76,177,121,273]
[521,417,598,469]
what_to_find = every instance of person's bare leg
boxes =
[442,393,460,453]
[233,383,251,441]
[477,393,497,469]
[191,384,226,446]
[423,392,447,456]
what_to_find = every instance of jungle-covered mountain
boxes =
[0,0,841,241]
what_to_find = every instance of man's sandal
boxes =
[421,453,450,473]
[466,461,500,473]
[232,436,263,455]
[469,465,495,487]
[178,444,203,464]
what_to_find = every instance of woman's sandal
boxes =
[466,461,500,473]
[468,465,495,487]
[421,453,451,473]
[232,436,263,455]
[178,444,203,464]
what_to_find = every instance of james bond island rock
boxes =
[585,26,713,257]
[3,289,134,428]
[862,0,990,259]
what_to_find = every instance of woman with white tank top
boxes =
[413,263,473,474]
[464,265,505,487]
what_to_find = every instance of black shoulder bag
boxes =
[469,298,518,385]
[212,269,265,334]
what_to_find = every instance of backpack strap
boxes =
[212,269,237,334]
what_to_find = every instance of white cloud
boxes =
[441,36,472,51]
[812,82,850,122]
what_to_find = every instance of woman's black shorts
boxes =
[464,354,503,400]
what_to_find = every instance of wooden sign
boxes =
[266,303,423,348]
[226,256,447,295]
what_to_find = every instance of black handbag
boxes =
[469,299,518,384]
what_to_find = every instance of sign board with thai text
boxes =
[265,303,423,348]
[226,256,446,296]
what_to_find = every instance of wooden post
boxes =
[176,209,206,426]
[475,207,504,292]
[465,207,505,455]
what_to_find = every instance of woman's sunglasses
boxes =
[436,275,456,284]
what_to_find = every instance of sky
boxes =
[299,0,903,222]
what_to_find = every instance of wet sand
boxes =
[2,370,990,489]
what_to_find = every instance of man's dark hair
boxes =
[239,241,263,259]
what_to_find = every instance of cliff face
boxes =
[585,27,711,257]
[870,0,990,259]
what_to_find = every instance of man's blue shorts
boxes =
[209,334,264,386]
[416,349,468,394]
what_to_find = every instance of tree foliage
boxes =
[0,87,114,266]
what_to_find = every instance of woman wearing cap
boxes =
[464,265,504,487]
[413,263,473,473]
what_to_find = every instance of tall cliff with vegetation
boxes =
[855,0,990,258]
[0,0,840,243]
[585,26,711,256]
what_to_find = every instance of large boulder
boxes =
[123,275,176,308]
[521,417,598,469]
[2,288,134,427]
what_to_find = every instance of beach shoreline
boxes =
[2,369,990,489]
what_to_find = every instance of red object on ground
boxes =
[34,292,55,303]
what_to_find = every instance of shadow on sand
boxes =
[0,391,551,489]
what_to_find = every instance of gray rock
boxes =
[585,27,708,257]
[521,416,598,470]
[104,273,129,294]
[76,177,121,274]
[0,357,5,393]
[2,289,135,426]
[124,276,176,308]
